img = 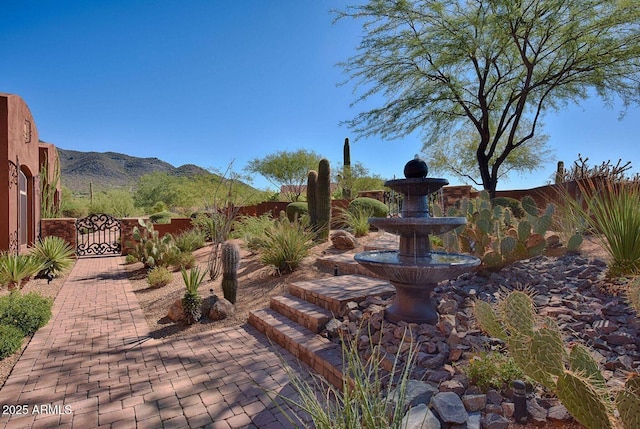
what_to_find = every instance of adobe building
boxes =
[1,93,60,253]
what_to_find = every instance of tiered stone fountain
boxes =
[355,157,481,324]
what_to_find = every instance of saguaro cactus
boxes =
[343,137,352,199]
[221,241,240,304]
[316,158,331,241]
[307,170,318,229]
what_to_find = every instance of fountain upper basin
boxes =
[354,250,481,285]
[370,217,466,236]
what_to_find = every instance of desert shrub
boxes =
[174,229,206,253]
[286,202,309,222]
[491,197,525,218]
[259,218,315,273]
[30,236,75,278]
[172,252,196,270]
[349,197,388,218]
[0,253,45,290]
[337,206,372,237]
[561,179,640,276]
[273,326,418,428]
[465,351,526,391]
[231,214,274,251]
[147,266,173,288]
[124,254,138,264]
[0,292,53,336]
[149,211,172,224]
[0,324,24,359]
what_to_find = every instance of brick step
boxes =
[270,294,333,334]
[288,275,395,316]
[316,254,386,278]
[248,308,343,388]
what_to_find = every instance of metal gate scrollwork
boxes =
[76,214,121,257]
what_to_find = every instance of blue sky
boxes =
[2,1,639,192]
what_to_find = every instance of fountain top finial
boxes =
[404,155,429,178]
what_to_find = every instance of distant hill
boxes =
[57,148,215,194]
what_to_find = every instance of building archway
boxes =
[18,166,35,250]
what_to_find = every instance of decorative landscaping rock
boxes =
[331,230,358,250]
[432,391,468,424]
[167,299,186,322]
[209,297,235,321]
[401,403,441,429]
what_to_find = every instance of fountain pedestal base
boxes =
[386,281,438,325]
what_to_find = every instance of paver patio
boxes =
[0,257,308,429]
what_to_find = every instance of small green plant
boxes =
[149,211,172,224]
[221,242,240,304]
[30,236,75,278]
[348,197,389,219]
[231,214,274,251]
[174,229,206,253]
[0,324,24,359]
[181,266,206,324]
[0,291,53,336]
[337,206,373,237]
[271,325,418,429]
[465,351,526,391]
[172,251,196,270]
[147,266,173,288]
[0,253,45,290]
[259,218,315,274]
[124,254,138,264]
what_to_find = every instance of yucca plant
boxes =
[30,236,75,279]
[181,266,206,324]
[560,179,640,276]
[259,218,315,274]
[0,253,45,290]
[337,206,373,237]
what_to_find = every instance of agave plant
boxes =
[181,266,207,324]
[30,236,75,279]
[0,252,45,290]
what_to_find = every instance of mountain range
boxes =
[57,148,213,195]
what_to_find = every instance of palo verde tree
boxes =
[245,149,322,201]
[338,0,640,197]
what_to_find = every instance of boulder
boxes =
[209,297,235,321]
[331,230,358,250]
[168,299,186,322]
[400,404,441,429]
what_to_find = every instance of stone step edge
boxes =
[315,256,386,278]
[270,294,333,334]
[248,308,343,389]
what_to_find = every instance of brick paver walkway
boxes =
[0,257,307,429]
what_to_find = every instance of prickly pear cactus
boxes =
[616,374,640,429]
[569,343,606,388]
[567,234,584,253]
[498,291,536,337]
[221,241,240,304]
[557,371,614,429]
[473,300,506,340]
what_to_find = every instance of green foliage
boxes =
[231,214,274,251]
[348,197,388,218]
[172,252,196,270]
[474,290,639,429]
[273,326,418,429]
[259,218,315,273]
[286,202,309,222]
[181,266,206,324]
[465,351,526,391]
[221,242,240,304]
[245,149,322,201]
[337,0,640,196]
[337,206,372,237]
[147,266,173,288]
[0,291,53,336]
[560,179,640,276]
[30,236,75,278]
[149,211,172,224]
[0,323,24,359]
[126,219,177,268]
[0,253,45,290]
[174,229,206,253]
[89,190,140,217]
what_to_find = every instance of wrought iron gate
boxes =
[76,214,121,257]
